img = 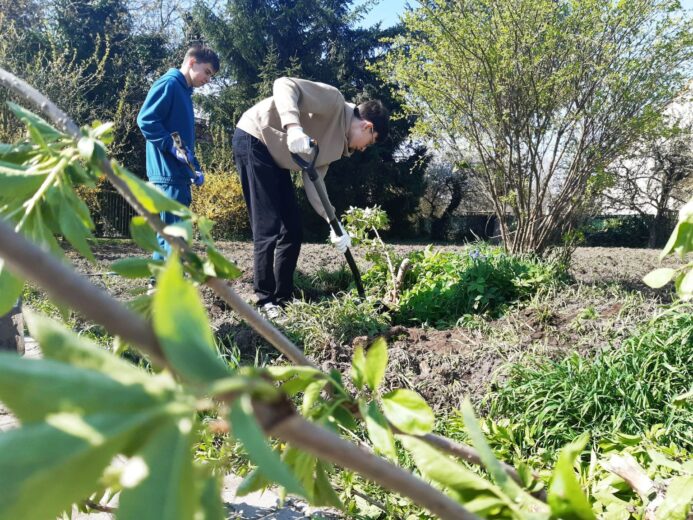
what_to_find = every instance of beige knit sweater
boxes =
[236,77,354,220]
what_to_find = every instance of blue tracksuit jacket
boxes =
[137,68,201,185]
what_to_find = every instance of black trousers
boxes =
[232,128,302,306]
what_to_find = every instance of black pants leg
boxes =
[232,128,302,306]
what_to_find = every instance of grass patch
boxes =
[486,304,693,454]
[282,295,390,355]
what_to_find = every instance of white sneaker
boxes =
[259,303,284,322]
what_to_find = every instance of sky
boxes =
[357,0,693,28]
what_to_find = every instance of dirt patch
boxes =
[61,241,678,410]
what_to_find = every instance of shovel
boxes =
[171,131,202,185]
[291,143,367,300]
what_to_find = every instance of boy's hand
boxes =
[169,143,195,166]
[329,223,352,254]
[193,171,205,187]
[287,126,312,154]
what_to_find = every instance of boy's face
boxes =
[348,120,378,152]
[189,58,216,88]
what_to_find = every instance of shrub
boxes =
[366,245,566,327]
[486,306,693,454]
[190,169,250,239]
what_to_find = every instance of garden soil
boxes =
[66,242,680,411]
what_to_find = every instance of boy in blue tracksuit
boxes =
[137,45,219,261]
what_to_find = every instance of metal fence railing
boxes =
[95,190,137,238]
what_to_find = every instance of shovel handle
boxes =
[291,145,366,300]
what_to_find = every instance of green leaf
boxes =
[164,220,193,243]
[360,400,397,461]
[643,267,676,289]
[229,395,305,497]
[351,345,366,390]
[112,162,190,216]
[7,102,62,141]
[381,389,435,435]
[655,475,693,520]
[197,216,215,243]
[0,408,161,520]
[678,268,693,298]
[196,472,225,520]
[153,255,229,383]
[0,259,24,315]
[548,433,595,520]
[398,435,513,516]
[0,161,46,203]
[302,380,327,415]
[460,400,519,496]
[57,198,95,262]
[314,461,343,509]
[266,365,324,382]
[25,311,173,391]
[111,257,162,278]
[130,216,163,253]
[365,337,388,392]
[0,354,168,422]
[118,418,197,520]
[236,468,271,497]
[672,388,693,408]
[206,245,242,280]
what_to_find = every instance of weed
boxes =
[282,295,391,355]
[486,304,693,454]
[373,244,567,327]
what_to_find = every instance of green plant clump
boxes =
[487,306,693,454]
[367,245,566,327]
[282,296,391,354]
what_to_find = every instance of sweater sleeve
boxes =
[137,80,174,153]
[302,165,334,222]
[273,77,343,129]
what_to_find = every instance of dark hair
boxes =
[184,45,220,73]
[355,100,390,143]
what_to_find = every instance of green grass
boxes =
[486,304,693,454]
[282,295,391,356]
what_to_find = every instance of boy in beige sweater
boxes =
[232,77,389,316]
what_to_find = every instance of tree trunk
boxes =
[0,299,24,355]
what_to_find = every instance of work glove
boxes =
[329,223,352,254]
[169,142,195,166]
[287,126,312,154]
[193,171,205,187]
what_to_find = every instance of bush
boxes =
[486,306,693,453]
[365,245,566,327]
[190,170,250,239]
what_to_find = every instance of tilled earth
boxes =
[65,241,680,410]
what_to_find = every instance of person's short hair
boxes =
[184,45,220,73]
[355,100,390,143]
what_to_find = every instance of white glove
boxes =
[329,223,352,254]
[287,126,312,154]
